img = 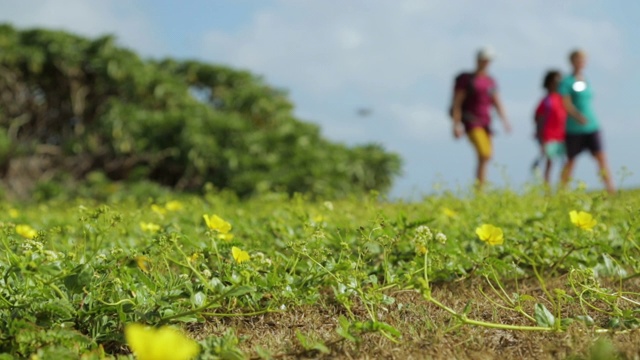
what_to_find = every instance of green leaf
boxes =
[295,331,330,354]
[381,294,395,306]
[517,294,536,303]
[462,300,472,315]
[336,326,357,343]
[295,331,310,348]
[224,286,254,298]
[218,349,246,360]
[588,337,617,360]
[576,315,595,326]
[607,317,621,329]
[534,303,555,328]
[375,321,402,339]
[192,291,206,307]
[336,316,357,343]
[62,265,93,294]
[254,346,273,360]
[173,315,200,323]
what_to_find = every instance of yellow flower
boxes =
[203,214,232,234]
[135,256,150,273]
[188,253,199,263]
[475,224,504,246]
[416,244,428,255]
[140,222,161,233]
[16,224,37,239]
[217,233,235,241]
[151,204,167,217]
[125,323,199,360]
[570,210,597,231]
[9,208,19,218]
[165,200,183,212]
[231,246,250,264]
[442,207,457,218]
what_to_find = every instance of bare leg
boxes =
[592,151,615,194]
[476,154,490,190]
[561,157,576,190]
[544,158,552,185]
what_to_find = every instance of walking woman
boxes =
[450,47,512,190]
[559,49,615,194]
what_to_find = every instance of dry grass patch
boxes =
[191,277,640,359]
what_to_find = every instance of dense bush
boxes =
[0,24,401,198]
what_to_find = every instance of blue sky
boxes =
[1,0,638,198]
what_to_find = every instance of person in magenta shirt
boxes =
[533,70,567,185]
[450,47,511,190]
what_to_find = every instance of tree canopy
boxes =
[0,24,402,198]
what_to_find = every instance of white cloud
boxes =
[0,0,163,55]
[200,0,626,95]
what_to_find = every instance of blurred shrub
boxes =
[0,24,402,198]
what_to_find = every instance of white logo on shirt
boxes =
[572,81,587,92]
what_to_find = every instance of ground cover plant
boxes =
[2,184,640,359]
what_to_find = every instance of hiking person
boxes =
[533,70,566,185]
[450,47,512,190]
[559,49,615,194]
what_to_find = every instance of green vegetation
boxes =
[1,22,638,360]
[1,186,640,359]
[0,24,401,198]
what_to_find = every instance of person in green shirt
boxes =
[559,49,615,194]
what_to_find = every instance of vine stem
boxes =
[424,294,555,332]
[421,248,554,332]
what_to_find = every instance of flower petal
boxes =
[232,246,250,263]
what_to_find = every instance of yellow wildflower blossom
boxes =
[203,214,232,234]
[217,233,235,241]
[570,210,597,231]
[475,224,504,246]
[16,224,37,239]
[140,222,161,233]
[442,207,457,218]
[416,244,428,255]
[165,200,183,212]
[188,253,199,263]
[135,256,150,273]
[125,323,199,360]
[151,204,167,217]
[231,246,250,264]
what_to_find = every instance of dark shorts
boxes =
[566,131,603,159]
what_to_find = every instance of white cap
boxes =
[477,47,495,61]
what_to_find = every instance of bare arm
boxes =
[451,88,466,138]
[562,95,587,124]
[491,92,512,133]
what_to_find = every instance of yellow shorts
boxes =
[467,127,492,159]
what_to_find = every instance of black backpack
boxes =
[448,72,475,118]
